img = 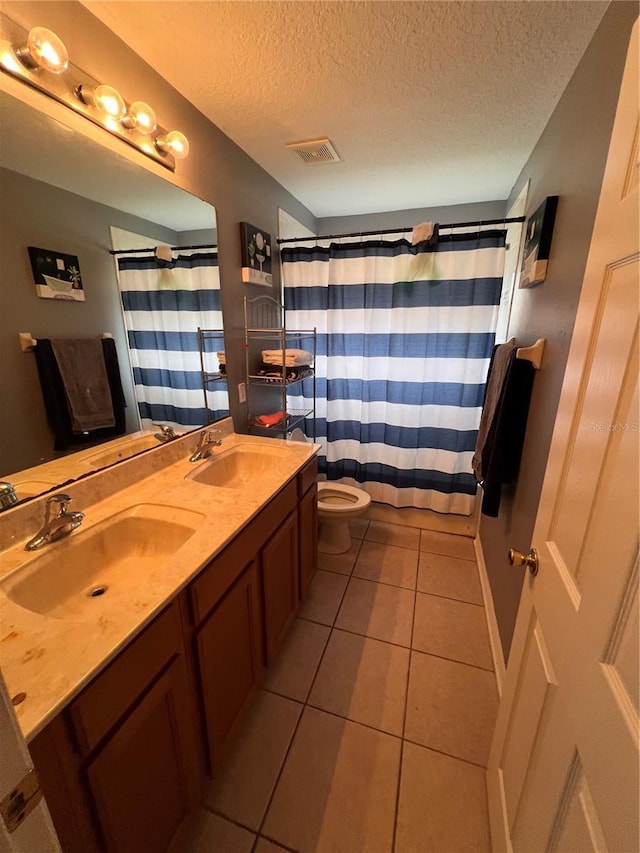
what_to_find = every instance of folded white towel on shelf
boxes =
[262,348,313,366]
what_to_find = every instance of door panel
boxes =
[487,20,639,853]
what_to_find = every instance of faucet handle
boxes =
[47,493,72,504]
[46,493,72,518]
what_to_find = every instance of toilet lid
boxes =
[289,428,307,443]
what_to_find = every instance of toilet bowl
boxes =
[289,429,371,554]
[316,482,371,554]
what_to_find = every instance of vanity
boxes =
[0,421,319,852]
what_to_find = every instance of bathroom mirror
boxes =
[0,88,227,507]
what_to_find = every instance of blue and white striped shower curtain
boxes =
[282,231,506,515]
[116,248,228,429]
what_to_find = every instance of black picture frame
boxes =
[28,246,85,301]
[240,222,272,286]
[519,196,559,288]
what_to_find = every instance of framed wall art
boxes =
[240,222,273,287]
[519,196,559,288]
[28,246,85,301]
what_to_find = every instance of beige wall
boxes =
[479,0,638,661]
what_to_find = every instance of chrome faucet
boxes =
[153,424,178,442]
[189,429,222,462]
[24,494,85,552]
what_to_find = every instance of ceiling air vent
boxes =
[286,138,341,164]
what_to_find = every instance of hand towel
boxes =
[253,411,287,427]
[50,337,116,432]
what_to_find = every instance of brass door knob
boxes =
[508,547,539,576]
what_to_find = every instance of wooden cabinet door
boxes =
[196,561,263,768]
[262,511,299,664]
[86,658,194,853]
[298,483,318,597]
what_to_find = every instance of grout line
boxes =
[362,537,423,552]
[415,587,486,608]
[419,547,477,563]
[252,552,356,846]
[205,805,260,837]
[303,700,403,741]
[400,737,490,771]
[392,568,419,853]
[257,832,298,852]
[409,646,496,675]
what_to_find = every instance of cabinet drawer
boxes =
[69,602,182,756]
[190,479,297,624]
[298,456,318,497]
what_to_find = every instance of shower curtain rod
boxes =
[276,216,526,245]
[109,242,217,255]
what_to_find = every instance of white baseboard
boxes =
[474,536,505,697]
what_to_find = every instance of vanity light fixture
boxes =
[155,130,190,159]
[0,12,190,171]
[122,100,157,135]
[16,26,68,74]
[76,84,126,120]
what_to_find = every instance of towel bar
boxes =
[18,332,113,353]
[516,338,546,370]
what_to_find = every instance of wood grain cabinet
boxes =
[30,601,201,853]
[196,561,263,768]
[262,512,299,664]
[28,457,319,852]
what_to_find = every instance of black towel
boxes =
[34,338,127,451]
[474,345,535,517]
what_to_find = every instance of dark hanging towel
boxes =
[472,341,535,517]
[34,338,127,451]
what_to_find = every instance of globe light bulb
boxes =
[155,130,190,159]
[123,101,157,135]
[76,84,126,120]
[18,26,69,73]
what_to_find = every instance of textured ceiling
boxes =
[83,0,608,218]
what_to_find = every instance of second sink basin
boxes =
[2,504,204,621]
[187,444,289,488]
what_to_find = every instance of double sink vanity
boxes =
[0,419,319,852]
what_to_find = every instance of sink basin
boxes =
[2,504,204,621]
[187,444,289,489]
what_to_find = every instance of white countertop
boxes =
[0,429,318,741]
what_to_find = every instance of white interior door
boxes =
[487,19,639,853]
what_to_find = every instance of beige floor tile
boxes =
[405,652,498,766]
[395,742,491,853]
[365,520,421,550]
[264,618,331,702]
[353,540,418,589]
[412,593,493,670]
[308,629,409,735]
[349,517,370,540]
[205,691,302,830]
[168,810,255,853]
[298,570,349,625]
[255,838,290,853]
[417,551,483,605]
[318,541,362,575]
[420,530,476,561]
[263,707,401,853]
[335,577,415,647]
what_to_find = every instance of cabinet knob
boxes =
[508,547,539,576]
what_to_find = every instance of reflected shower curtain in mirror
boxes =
[116,248,228,429]
[282,231,506,515]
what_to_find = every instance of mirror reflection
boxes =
[0,89,227,507]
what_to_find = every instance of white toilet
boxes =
[290,429,371,554]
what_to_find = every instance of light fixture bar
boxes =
[0,12,181,172]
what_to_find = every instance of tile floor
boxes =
[171,520,498,853]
